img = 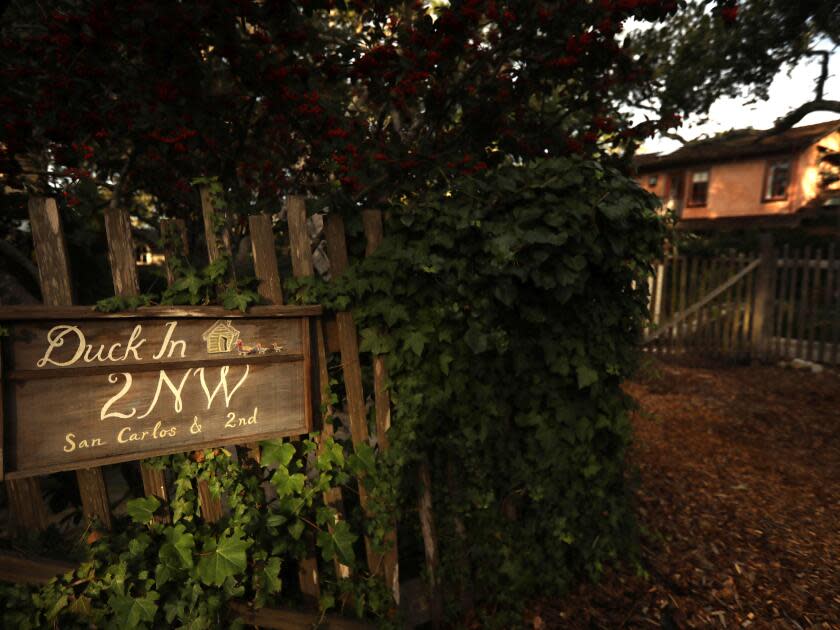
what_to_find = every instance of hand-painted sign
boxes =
[0,305,321,479]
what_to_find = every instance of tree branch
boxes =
[804,50,830,101]
[764,99,840,137]
[662,131,690,145]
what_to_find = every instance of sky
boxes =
[636,43,840,156]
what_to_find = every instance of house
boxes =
[634,119,840,230]
[202,320,241,353]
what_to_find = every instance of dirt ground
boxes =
[537,358,840,629]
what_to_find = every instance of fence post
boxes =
[750,233,775,361]
[31,197,113,529]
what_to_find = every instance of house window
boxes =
[688,170,709,206]
[764,159,791,200]
[647,175,658,187]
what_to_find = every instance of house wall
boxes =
[680,158,791,220]
[637,171,668,198]
[637,130,840,219]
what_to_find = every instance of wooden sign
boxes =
[0,305,322,479]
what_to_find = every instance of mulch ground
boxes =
[536,358,840,629]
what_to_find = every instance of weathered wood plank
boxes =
[29,197,111,529]
[773,245,790,358]
[783,248,799,358]
[250,213,321,596]
[199,186,234,276]
[740,254,754,356]
[285,195,349,593]
[362,209,399,603]
[828,244,838,365]
[29,197,74,305]
[807,248,822,362]
[287,196,314,277]
[796,246,811,359]
[105,206,171,522]
[5,476,49,532]
[729,256,741,354]
[103,206,140,297]
[0,551,75,585]
[323,213,379,575]
[697,258,710,353]
[249,214,284,306]
[652,262,664,326]
[818,244,833,364]
[189,203,229,523]
[677,254,688,353]
[418,460,443,629]
[106,207,167,516]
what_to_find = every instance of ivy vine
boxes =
[1,436,396,628]
[292,156,665,625]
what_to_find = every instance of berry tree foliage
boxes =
[1,0,682,217]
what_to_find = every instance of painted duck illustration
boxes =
[235,339,258,355]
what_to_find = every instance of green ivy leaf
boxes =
[403,330,427,356]
[464,324,488,354]
[576,365,599,389]
[316,520,357,566]
[108,593,159,629]
[270,466,306,499]
[159,524,195,569]
[348,442,376,475]
[260,440,296,468]
[262,557,282,595]
[197,532,251,587]
[126,496,161,524]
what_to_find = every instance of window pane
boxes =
[690,182,708,205]
[689,170,709,204]
[766,161,790,198]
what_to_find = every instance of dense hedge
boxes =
[303,156,666,622]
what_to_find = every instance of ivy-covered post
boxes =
[286,195,352,589]
[323,213,382,578]
[361,208,399,603]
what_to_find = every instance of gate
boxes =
[645,236,840,364]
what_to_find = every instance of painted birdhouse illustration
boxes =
[202,320,241,353]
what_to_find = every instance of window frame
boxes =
[686,168,710,207]
[762,157,793,202]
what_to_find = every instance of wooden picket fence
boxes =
[645,236,840,364]
[0,193,440,628]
